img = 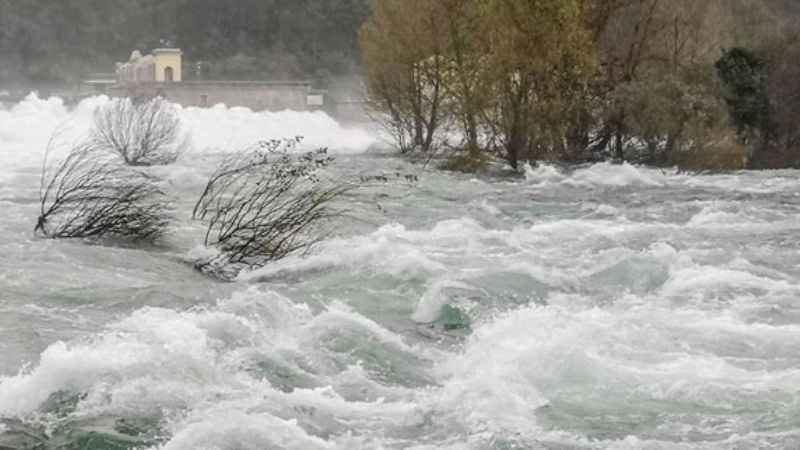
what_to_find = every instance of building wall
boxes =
[111,81,314,112]
[117,49,181,84]
[117,57,155,83]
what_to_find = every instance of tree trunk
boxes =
[414,118,425,149]
[465,112,479,152]
[614,113,626,162]
[614,129,625,161]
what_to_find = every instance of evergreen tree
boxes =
[715,47,771,140]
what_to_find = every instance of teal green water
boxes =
[2,97,800,449]
[2,153,800,449]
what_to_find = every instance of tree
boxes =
[35,137,170,241]
[192,138,348,279]
[715,47,770,142]
[587,0,739,163]
[92,97,189,166]
[360,0,451,153]
[361,0,596,168]
[762,37,800,167]
[477,0,596,169]
[439,0,488,159]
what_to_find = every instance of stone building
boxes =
[116,48,182,83]
[110,48,324,112]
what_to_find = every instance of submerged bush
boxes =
[35,139,170,241]
[668,128,749,171]
[192,138,348,278]
[92,97,189,166]
[439,148,492,173]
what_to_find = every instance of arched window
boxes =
[164,66,174,82]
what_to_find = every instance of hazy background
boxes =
[0,0,370,88]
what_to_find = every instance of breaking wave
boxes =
[0,93,376,170]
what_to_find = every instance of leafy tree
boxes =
[361,0,595,168]
[715,47,770,140]
[439,0,487,159]
[763,37,800,167]
[360,0,451,153]
[586,0,742,163]
[474,0,596,169]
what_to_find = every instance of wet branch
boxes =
[36,139,170,241]
[92,97,189,166]
[193,139,349,277]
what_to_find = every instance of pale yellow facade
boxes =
[116,48,182,83]
[111,47,334,113]
[153,48,182,82]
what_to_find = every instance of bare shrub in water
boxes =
[193,138,348,277]
[35,137,170,241]
[92,97,189,166]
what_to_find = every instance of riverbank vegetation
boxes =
[361,0,800,171]
[4,0,798,170]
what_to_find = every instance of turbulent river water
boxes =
[1,95,800,449]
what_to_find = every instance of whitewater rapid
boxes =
[1,95,799,449]
[0,94,375,169]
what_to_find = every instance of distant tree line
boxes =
[361,0,800,170]
[0,0,370,85]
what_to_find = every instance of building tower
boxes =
[152,48,182,82]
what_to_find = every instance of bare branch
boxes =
[193,139,350,279]
[92,97,190,166]
[35,138,171,241]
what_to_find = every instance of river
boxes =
[1,95,799,449]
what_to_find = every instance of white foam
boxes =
[477,199,501,216]
[0,287,422,448]
[595,204,620,216]
[179,104,376,154]
[157,409,332,450]
[523,161,666,188]
[660,263,799,299]
[0,94,377,172]
[687,206,746,227]
[412,278,474,323]
[568,162,665,187]
[430,300,800,444]
[240,222,455,281]
[682,171,800,194]
[0,307,227,416]
[523,162,565,184]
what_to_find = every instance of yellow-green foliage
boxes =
[439,148,492,173]
[669,129,750,171]
[361,0,597,167]
[360,0,792,171]
[476,0,597,167]
[360,0,451,153]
